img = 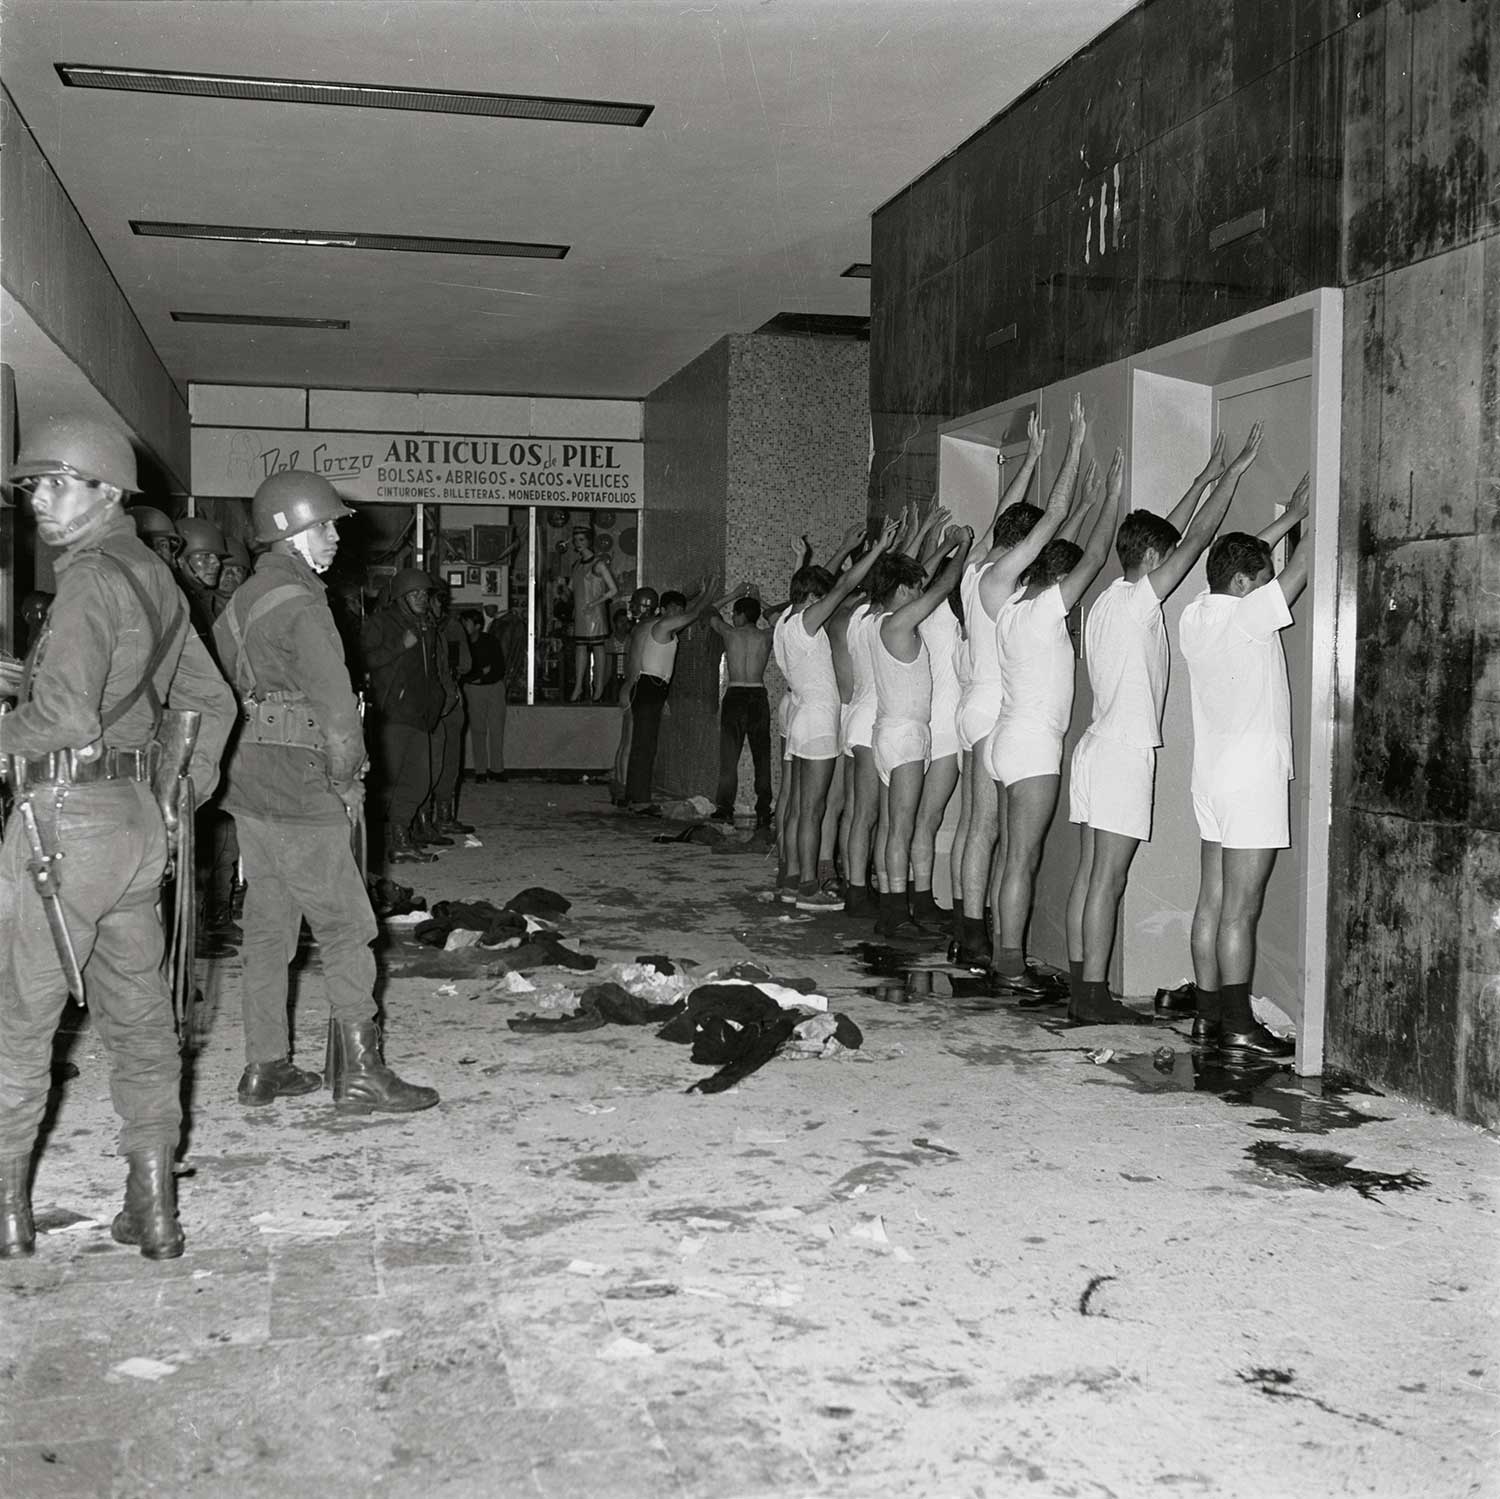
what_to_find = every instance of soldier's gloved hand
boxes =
[338,781,365,823]
[157,781,181,841]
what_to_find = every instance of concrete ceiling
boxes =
[0,0,1132,400]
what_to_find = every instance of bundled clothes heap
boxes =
[508,960,863,1094]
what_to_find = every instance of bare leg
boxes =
[589,643,608,702]
[836,755,855,880]
[1081,828,1140,982]
[994,774,1060,964]
[950,752,974,913]
[795,757,837,891]
[873,779,891,894]
[847,747,881,892]
[777,754,800,886]
[819,755,846,876]
[960,765,999,918]
[881,760,926,894]
[1190,840,1224,991]
[1067,823,1093,966]
[570,644,587,701]
[909,754,959,892]
[1217,847,1277,986]
[986,784,1009,940]
[612,686,634,798]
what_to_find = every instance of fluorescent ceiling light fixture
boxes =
[841,263,872,279]
[57,63,654,128]
[757,312,870,340]
[133,220,568,259]
[171,311,349,329]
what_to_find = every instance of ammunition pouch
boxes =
[239,693,324,751]
[6,745,156,791]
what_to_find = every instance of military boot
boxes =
[237,1057,322,1105]
[435,802,474,835]
[0,1156,35,1259]
[385,823,436,864]
[414,812,453,848]
[110,1147,185,1260]
[327,1018,439,1113]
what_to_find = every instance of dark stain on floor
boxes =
[1243,1142,1428,1199]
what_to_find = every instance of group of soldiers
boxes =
[0,415,439,1266]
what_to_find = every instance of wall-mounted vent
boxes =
[756,312,870,341]
[171,311,350,329]
[841,263,872,279]
[133,221,569,260]
[1208,207,1267,252]
[57,64,654,128]
[984,323,1018,350]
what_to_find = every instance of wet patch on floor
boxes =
[1096,1052,1391,1134]
[1242,1142,1428,1199]
[567,1153,650,1184]
[946,1042,1094,1069]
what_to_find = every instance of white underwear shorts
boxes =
[957,683,1004,755]
[1068,730,1156,842]
[1192,769,1290,850]
[983,719,1063,785]
[786,694,840,762]
[873,718,931,786]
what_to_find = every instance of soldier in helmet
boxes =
[361,568,446,862]
[213,471,438,1113]
[174,516,228,640]
[129,505,183,564]
[0,415,234,1261]
[217,536,253,601]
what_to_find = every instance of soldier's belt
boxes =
[239,696,324,750]
[6,746,155,790]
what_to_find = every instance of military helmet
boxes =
[630,586,659,615]
[392,567,434,600]
[251,470,352,544]
[177,516,227,556]
[130,506,180,543]
[10,415,138,492]
[222,536,253,571]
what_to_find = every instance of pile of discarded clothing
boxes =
[508,960,862,1094]
[386,886,598,977]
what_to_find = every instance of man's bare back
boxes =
[719,621,771,686]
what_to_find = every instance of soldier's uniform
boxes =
[213,472,438,1113]
[0,417,234,1261]
[362,571,445,860]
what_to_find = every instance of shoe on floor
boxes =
[1069,995,1144,1025]
[1154,981,1198,1014]
[795,887,846,912]
[1218,1022,1295,1060]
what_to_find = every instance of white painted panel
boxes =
[531,397,642,439]
[309,389,422,431]
[419,394,534,434]
[189,383,306,429]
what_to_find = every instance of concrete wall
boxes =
[645,333,870,801]
[0,86,188,489]
[870,0,1499,1125]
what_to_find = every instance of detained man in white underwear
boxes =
[983,443,1121,1000]
[869,531,968,939]
[1063,425,1263,1023]
[950,414,1047,962]
[773,520,896,911]
[1180,475,1311,1060]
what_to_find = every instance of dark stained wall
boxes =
[870,0,1498,1126]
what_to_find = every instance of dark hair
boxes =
[872,554,925,607]
[459,607,484,627]
[660,590,688,612]
[733,596,762,625]
[1020,538,1082,588]
[1205,532,1271,593]
[1116,511,1180,572]
[789,565,833,607]
[992,502,1043,550]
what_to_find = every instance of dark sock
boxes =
[798,879,819,897]
[876,891,903,927]
[1070,960,1084,986]
[909,887,938,920]
[995,945,1025,977]
[1195,987,1221,1023]
[961,916,987,952]
[951,906,966,942]
[1220,982,1254,1032]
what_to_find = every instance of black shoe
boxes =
[953,941,990,971]
[237,1058,322,1106]
[1154,981,1198,1015]
[0,1156,34,1260]
[1190,1016,1222,1044]
[327,1019,439,1113]
[990,965,1066,1001]
[1069,995,1144,1025]
[1218,1023,1295,1060]
[710,808,735,825]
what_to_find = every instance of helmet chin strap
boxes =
[290,529,330,573]
[46,488,121,545]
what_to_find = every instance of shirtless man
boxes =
[709,587,775,828]
[610,586,658,805]
[568,527,618,702]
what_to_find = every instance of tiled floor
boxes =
[2,783,1496,1499]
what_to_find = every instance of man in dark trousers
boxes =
[427,582,473,841]
[0,415,233,1261]
[362,569,445,862]
[214,472,438,1114]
